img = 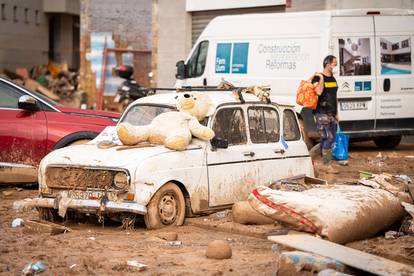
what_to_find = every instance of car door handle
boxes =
[243,151,255,157]
[274,148,285,154]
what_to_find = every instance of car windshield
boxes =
[121,104,175,126]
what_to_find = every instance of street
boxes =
[1,140,413,275]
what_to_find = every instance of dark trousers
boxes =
[315,113,336,150]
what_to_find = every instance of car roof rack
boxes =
[148,86,247,93]
[145,86,271,104]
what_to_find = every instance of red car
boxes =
[0,77,120,183]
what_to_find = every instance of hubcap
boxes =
[158,193,178,225]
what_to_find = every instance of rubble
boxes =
[205,240,232,260]
[22,261,46,276]
[232,201,274,225]
[2,190,14,197]
[277,251,347,274]
[2,61,84,108]
[269,234,414,276]
[23,220,71,235]
[249,182,407,244]
[157,232,178,241]
[11,218,24,228]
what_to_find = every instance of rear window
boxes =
[283,109,301,141]
[121,104,175,126]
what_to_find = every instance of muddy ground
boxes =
[0,141,414,275]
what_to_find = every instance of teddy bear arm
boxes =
[188,118,215,141]
[164,129,191,151]
[117,123,151,145]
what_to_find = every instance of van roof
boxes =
[133,91,294,108]
[200,8,414,39]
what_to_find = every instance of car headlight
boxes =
[113,172,129,190]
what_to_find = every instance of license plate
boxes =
[67,190,104,200]
[340,101,368,111]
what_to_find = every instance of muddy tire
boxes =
[298,118,314,149]
[374,135,402,150]
[38,207,61,222]
[144,183,186,229]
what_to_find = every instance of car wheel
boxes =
[373,135,402,150]
[144,183,186,229]
[67,139,91,146]
[298,118,314,149]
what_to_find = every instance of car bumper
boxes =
[31,197,147,215]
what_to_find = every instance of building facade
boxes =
[153,0,414,87]
[0,0,80,71]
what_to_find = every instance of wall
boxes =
[154,0,192,87]
[50,14,78,68]
[0,0,49,71]
[79,0,152,106]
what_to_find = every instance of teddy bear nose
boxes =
[183,93,190,98]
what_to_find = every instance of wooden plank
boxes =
[268,234,414,276]
[23,220,71,235]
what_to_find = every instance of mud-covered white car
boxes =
[33,91,313,229]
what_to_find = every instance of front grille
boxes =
[45,166,121,190]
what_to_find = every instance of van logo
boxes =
[215,42,249,74]
[341,82,351,92]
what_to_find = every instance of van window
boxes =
[338,38,371,76]
[187,40,209,78]
[283,110,301,141]
[248,107,279,143]
[212,107,246,145]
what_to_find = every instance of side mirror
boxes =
[175,60,186,80]
[18,95,39,111]
[210,137,228,151]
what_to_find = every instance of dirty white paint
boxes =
[35,92,313,216]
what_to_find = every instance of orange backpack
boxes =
[296,77,319,110]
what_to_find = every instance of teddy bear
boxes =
[116,92,216,151]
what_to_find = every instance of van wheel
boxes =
[373,135,402,149]
[298,118,314,149]
[144,183,186,229]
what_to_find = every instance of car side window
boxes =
[248,107,279,143]
[283,109,301,141]
[0,81,23,108]
[187,40,209,78]
[212,107,247,145]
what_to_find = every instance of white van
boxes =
[175,9,414,149]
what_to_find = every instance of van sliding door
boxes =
[332,16,377,136]
[373,15,414,132]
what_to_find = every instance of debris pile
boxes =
[1,61,84,107]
